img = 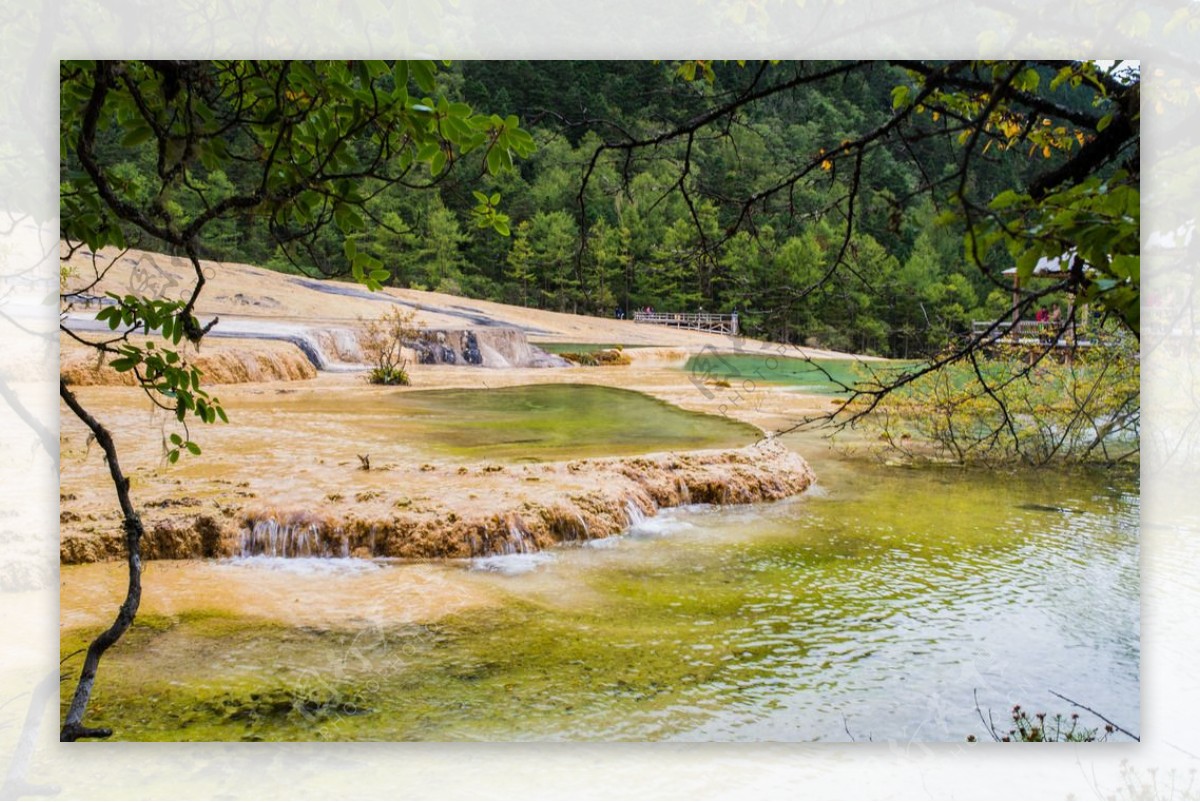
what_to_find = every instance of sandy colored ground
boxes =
[62,245,863,356]
[61,334,318,385]
[60,245,863,563]
[59,372,820,562]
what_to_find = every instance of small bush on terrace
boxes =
[360,307,421,386]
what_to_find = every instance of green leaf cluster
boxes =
[91,293,227,459]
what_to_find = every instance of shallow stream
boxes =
[61,446,1139,741]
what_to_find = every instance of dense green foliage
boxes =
[67,61,1138,359]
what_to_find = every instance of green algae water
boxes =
[368,384,761,461]
[60,456,1138,742]
[234,384,759,463]
[683,353,912,395]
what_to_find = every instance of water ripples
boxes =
[594,468,1142,741]
[72,460,1138,743]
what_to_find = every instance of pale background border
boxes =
[1,1,1195,798]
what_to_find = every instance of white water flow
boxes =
[238,519,349,558]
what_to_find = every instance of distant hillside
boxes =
[67,61,1103,357]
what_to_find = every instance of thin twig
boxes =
[974,689,1001,741]
[1048,690,1140,741]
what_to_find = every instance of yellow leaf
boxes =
[821,159,833,171]
[1042,145,1052,158]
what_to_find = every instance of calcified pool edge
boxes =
[61,440,816,563]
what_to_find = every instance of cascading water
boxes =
[624,499,647,527]
[497,519,534,555]
[468,518,554,574]
[676,476,692,504]
[239,520,328,558]
[315,328,364,363]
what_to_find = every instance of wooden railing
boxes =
[633,311,739,336]
[972,319,1093,348]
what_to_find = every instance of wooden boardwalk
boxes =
[633,311,739,336]
[972,320,1096,349]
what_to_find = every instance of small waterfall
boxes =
[571,512,590,541]
[327,328,363,362]
[283,333,328,369]
[501,520,531,555]
[238,519,329,558]
[208,321,362,373]
[411,327,569,369]
[476,341,511,368]
[624,499,646,527]
[676,476,692,504]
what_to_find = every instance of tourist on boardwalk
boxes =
[1048,304,1062,344]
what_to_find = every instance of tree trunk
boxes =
[59,380,145,742]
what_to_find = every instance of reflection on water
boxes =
[61,459,1138,742]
